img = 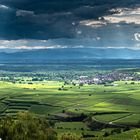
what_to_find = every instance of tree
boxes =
[79,83,84,86]
[131,82,135,85]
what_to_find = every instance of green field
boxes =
[0,80,140,120]
[0,79,140,139]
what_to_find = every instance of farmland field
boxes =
[0,74,140,139]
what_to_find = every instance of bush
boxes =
[60,133,83,140]
[111,128,121,135]
[103,132,110,137]
[134,130,140,140]
[123,127,130,132]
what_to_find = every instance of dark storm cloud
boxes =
[0,0,139,39]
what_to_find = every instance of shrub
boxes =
[134,130,140,140]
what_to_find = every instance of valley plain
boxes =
[0,59,140,139]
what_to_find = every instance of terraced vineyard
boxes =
[0,81,140,125]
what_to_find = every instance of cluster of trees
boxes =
[0,112,83,140]
[0,112,57,140]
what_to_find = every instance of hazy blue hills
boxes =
[0,48,140,62]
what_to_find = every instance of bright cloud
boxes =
[0,4,10,10]
[16,10,35,17]
[0,39,140,51]
[104,8,140,25]
[134,33,140,41]
[79,7,140,29]
[0,40,69,50]
[80,20,107,28]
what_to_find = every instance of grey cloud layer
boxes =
[0,0,139,40]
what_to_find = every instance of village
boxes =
[77,72,140,85]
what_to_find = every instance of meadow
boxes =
[0,77,140,139]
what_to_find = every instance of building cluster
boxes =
[78,72,139,85]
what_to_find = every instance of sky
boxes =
[0,0,140,51]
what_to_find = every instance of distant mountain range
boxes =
[0,48,140,62]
